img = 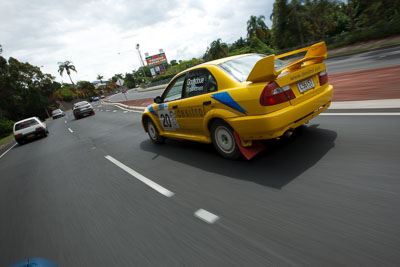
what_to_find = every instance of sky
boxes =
[0,0,274,83]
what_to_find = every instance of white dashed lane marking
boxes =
[105,155,174,198]
[68,128,74,133]
[113,110,117,113]
[194,209,220,224]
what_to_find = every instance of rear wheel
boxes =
[211,120,241,160]
[74,115,79,120]
[16,139,24,145]
[147,119,165,144]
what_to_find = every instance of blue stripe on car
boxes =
[211,92,247,114]
[148,105,157,116]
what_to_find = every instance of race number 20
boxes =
[158,108,179,130]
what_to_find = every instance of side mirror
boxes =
[154,96,162,104]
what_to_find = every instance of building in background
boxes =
[145,49,168,78]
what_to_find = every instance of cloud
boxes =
[0,0,274,82]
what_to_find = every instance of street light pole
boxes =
[136,43,146,78]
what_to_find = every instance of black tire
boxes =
[210,120,241,160]
[147,119,165,144]
[16,139,24,145]
[74,115,79,120]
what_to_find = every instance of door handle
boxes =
[172,105,178,109]
[203,101,212,106]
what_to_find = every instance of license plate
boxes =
[297,78,315,93]
[27,133,35,138]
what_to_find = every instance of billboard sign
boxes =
[145,52,168,68]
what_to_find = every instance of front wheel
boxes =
[211,120,241,160]
[147,120,165,144]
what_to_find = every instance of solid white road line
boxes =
[0,143,17,159]
[68,128,74,133]
[105,155,174,197]
[194,209,220,224]
[321,113,400,116]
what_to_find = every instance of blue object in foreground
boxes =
[8,257,59,267]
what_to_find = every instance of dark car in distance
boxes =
[51,109,65,119]
[73,101,95,120]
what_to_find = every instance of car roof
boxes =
[14,117,39,125]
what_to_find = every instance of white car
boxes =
[13,117,49,145]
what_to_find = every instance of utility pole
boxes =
[292,0,304,46]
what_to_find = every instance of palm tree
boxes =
[247,15,269,41]
[204,39,228,61]
[96,75,104,87]
[58,61,77,86]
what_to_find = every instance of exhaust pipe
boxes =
[283,130,294,139]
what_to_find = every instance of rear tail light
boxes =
[260,82,296,106]
[319,70,328,85]
[15,133,22,138]
[36,126,44,130]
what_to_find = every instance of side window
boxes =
[185,71,207,98]
[184,69,218,98]
[163,75,186,102]
[207,74,218,93]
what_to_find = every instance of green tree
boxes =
[58,60,77,86]
[124,73,136,88]
[247,15,271,44]
[203,39,229,61]
[271,0,306,48]
[170,59,178,66]
[302,0,342,40]
[0,56,60,121]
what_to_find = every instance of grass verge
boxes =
[0,134,14,146]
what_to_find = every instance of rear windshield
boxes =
[218,54,286,82]
[15,119,38,131]
[75,102,88,107]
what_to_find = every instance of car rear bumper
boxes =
[15,129,47,142]
[74,109,94,117]
[227,84,333,140]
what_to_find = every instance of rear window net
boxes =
[15,119,39,131]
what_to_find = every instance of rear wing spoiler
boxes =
[246,42,327,83]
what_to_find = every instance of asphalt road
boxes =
[108,45,400,103]
[1,102,399,266]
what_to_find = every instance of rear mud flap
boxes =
[233,131,266,160]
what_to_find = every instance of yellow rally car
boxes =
[141,42,333,160]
